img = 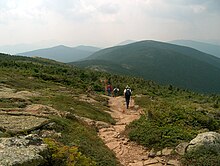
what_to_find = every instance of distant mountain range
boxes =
[18,45,100,63]
[170,40,220,58]
[0,40,59,55]
[72,40,220,93]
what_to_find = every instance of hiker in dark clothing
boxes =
[113,87,119,97]
[124,85,132,109]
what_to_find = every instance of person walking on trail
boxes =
[106,83,113,96]
[113,87,119,97]
[124,85,132,109]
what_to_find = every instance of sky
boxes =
[0,0,220,50]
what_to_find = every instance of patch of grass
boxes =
[0,132,11,138]
[127,95,220,149]
[32,92,115,124]
[50,117,119,166]
[74,101,115,124]
[0,98,28,108]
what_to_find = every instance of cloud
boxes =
[98,3,120,14]
[0,0,48,24]
[0,0,219,47]
[163,0,220,13]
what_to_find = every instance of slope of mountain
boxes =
[1,53,220,165]
[75,45,101,52]
[18,45,100,63]
[170,40,220,58]
[72,40,220,93]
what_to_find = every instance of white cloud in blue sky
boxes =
[0,0,219,47]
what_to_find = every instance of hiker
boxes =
[113,87,119,97]
[106,83,113,96]
[124,85,132,109]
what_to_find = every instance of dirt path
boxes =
[98,96,180,166]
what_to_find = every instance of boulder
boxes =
[0,134,48,166]
[186,131,220,152]
[0,114,49,134]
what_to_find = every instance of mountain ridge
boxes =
[72,40,220,93]
[170,40,220,58]
[18,45,101,63]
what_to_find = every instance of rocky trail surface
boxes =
[98,96,181,166]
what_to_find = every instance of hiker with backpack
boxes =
[124,85,132,109]
[113,87,119,97]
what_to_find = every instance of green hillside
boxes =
[72,40,220,93]
[1,53,220,165]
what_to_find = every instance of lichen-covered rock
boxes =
[186,131,220,152]
[0,134,48,166]
[0,85,39,100]
[0,114,49,134]
[25,104,70,118]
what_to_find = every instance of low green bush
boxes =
[50,117,119,166]
[181,145,220,166]
[44,138,96,166]
[127,96,220,149]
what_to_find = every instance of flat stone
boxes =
[161,147,173,156]
[95,121,111,129]
[148,163,163,166]
[106,141,120,150]
[167,159,180,166]
[129,161,143,166]
[138,155,148,160]
[143,158,159,165]
[0,115,49,134]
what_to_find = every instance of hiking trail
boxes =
[98,96,180,166]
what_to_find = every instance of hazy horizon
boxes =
[0,0,220,54]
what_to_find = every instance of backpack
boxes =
[125,89,131,97]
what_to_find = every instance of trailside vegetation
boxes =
[0,53,119,165]
[126,89,220,165]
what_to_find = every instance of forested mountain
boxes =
[1,53,220,165]
[170,40,220,58]
[72,40,220,93]
[18,45,100,63]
